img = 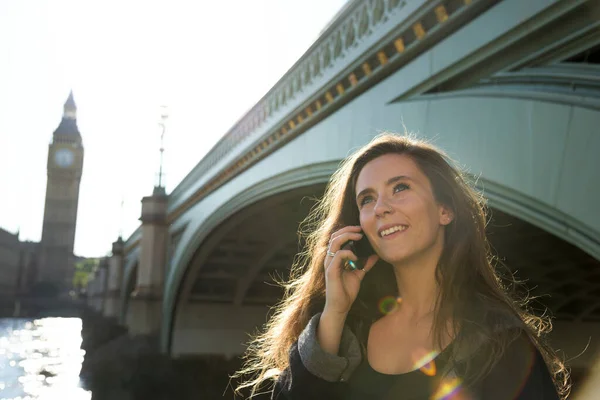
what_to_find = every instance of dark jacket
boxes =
[272,314,559,400]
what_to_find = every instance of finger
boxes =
[329,231,363,253]
[361,254,380,274]
[325,250,357,276]
[325,232,362,270]
[329,226,362,245]
[347,254,378,280]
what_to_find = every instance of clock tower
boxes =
[38,91,84,291]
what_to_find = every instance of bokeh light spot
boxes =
[420,360,437,376]
[378,296,402,315]
[431,376,463,400]
[413,350,438,376]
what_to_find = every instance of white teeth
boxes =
[380,225,407,237]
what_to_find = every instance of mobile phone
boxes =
[341,236,375,270]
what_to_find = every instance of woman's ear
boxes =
[439,205,454,226]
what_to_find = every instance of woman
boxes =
[235,134,570,399]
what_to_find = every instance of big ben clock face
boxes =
[54,148,74,168]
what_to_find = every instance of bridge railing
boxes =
[123,0,500,253]
[167,0,433,211]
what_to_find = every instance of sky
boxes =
[0,0,348,257]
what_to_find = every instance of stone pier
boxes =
[128,186,168,335]
[102,237,124,320]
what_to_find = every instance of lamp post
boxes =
[157,106,168,189]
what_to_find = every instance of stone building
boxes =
[0,228,20,296]
[0,92,84,296]
[38,91,85,291]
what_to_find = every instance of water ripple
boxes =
[0,318,91,400]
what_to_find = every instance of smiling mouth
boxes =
[379,225,408,237]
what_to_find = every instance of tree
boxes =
[73,258,99,290]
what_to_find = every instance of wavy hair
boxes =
[234,133,569,398]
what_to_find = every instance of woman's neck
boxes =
[392,238,443,321]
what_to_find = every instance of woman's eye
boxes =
[393,183,409,194]
[359,196,373,207]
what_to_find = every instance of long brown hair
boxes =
[235,133,570,398]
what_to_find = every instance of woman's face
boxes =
[354,153,452,266]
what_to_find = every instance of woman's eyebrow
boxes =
[356,175,413,200]
[386,175,413,186]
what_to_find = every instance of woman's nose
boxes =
[374,196,393,217]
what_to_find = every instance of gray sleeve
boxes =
[297,313,362,382]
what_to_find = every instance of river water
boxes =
[0,318,91,400]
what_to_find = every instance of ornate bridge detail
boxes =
[92,0,600,371]
[168,0,496,222]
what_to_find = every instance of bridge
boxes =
[86,0,600,376]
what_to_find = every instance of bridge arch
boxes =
[119,251,139,325]
[162,162,338,353]
[162,153,599,356]
[161,51,600,356]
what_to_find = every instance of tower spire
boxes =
[53,90,81,142]
[64,90,77,120]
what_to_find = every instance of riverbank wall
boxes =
[0,296,268,399]
[79,308,261,400]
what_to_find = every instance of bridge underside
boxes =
[171,185,321,358]
[184,185,321,306]
[162,0,600,379]
[170,186,600,371]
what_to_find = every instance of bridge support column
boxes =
[87,260,105,313]
[103,237,125,319]
[129,188,168,335]
[94,259,108,313]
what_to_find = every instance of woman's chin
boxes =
[382,252,412,266]
[385,248,431,267]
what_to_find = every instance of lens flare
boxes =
[420,360,437,377]
[413,350,438,376]
[378,296,401,315]
[431,376,463,400]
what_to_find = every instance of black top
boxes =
[272,331,559,400]
[344,342,454,400]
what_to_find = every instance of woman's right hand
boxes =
[323,226,379,316]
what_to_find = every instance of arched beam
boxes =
[176,189,312,310]
[175,205,257,309]
[163,157,600,353]
[162,162,338,353]
[233,236,298,306]
[478,177,600,261]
